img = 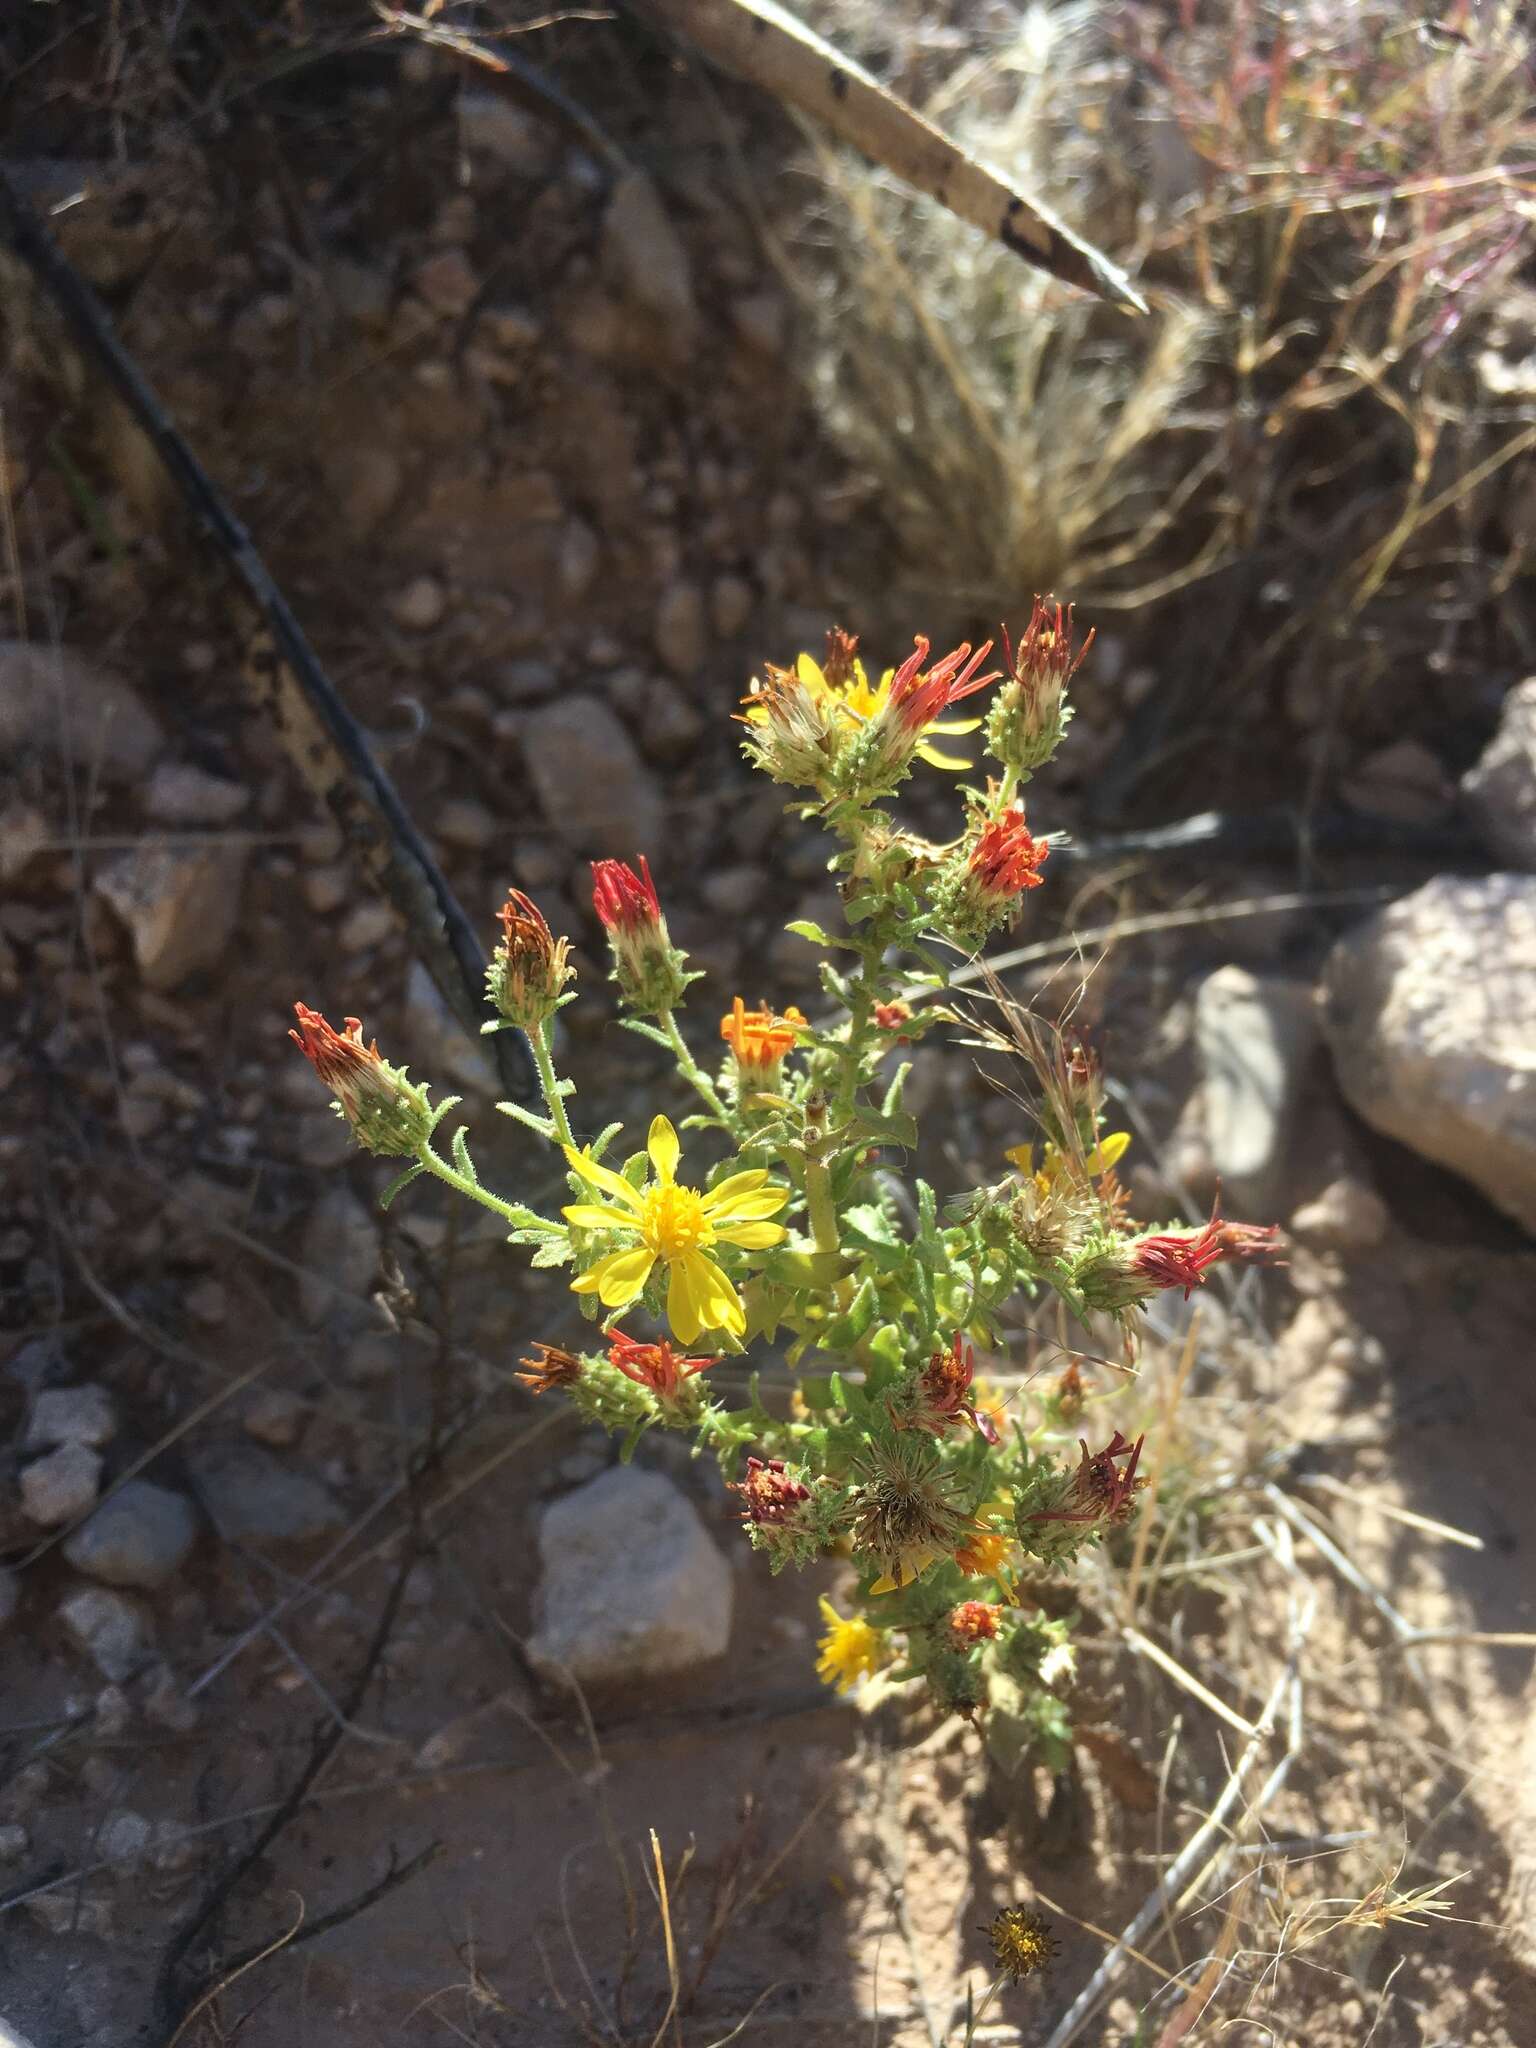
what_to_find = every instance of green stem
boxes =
[529,1020,575,1148]
[997,765,1020,808]
[415,1144,552,1232]
[659,1009,729,1120]
[803,1153,841,1259]
[830,937,885,1124]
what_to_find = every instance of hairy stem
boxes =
[659,1009,729,1120]
[529,1020,575,1148]
[415,1144,552,1232]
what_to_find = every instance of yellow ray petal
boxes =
[1085,1130,1131,1172]
[712,1220,787,1250]
[647,1115,680,1186]
[915,741,973,771]
[586,1245,656,1308]
[699,1167,770,1206]
[702,1183,788,1223]
[796,652,828,691]
[1004,1143,1034,1174]
[561,1203,640,1231]
[563,1145,646,1210]
[677,1249,744,1337]
[926,716,983,736]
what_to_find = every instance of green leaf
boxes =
[451,1126,478,1183]
[377,1162,425,1212]
[818,962,854,1007]
[530,1237,573,1269]
[621,1150,650,1189]
[620,1018,674,1050]
[795,1376,839,1411]
[840,1203,901,1251]
[588,1121,624,1161]
[784,918,853,950]
[866,1322,907,1372]
[881,1061,912,1116]
[496,1100,555,1139]
[822,1275,878,1348]
[850,1107,919,1151]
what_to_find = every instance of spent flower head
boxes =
[487,888,573,1032]
[515,1343,585,1396]
[986,1905,1060,1982]
[288,1004,432,1155]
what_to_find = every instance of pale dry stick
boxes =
[1123,1310,1202,1621]
[1296,1473,1484,1550]
[1262,1484,1428,1692]
[1120,1628,1259,1742]
[646,1828,683,2048]
[627,0,1145,310]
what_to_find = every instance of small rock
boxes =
[458,89,554,175]
[414,1678,537,1771]
[21,1442,102,1525]
[338,898,394,953]
[185,1276,228,1326]
[710,573,754,639]
[324,444,403,538]
[653,580,708,677]
[1194,966,1317,1211]
[389,575,447,632]
[413,248,478,318]
[1342,738,1453,825]
[0,800,48,884]
[27,1383,116,1451]
[242,1390,306,1449]
[5,1335,68,1395]
[62,1479,197,1590]
[303,863,350,915]
[1322,873,1536,1233]
[558,518,601,602]
[1288,1176,1390,1251]
[1462,676,1536,870]
[144,762,249,828]
[0,1823,28,1864]
[297,1186,377,1325]
[144,1663,199,1734]
[527,1466,733,1687]
[26,1890,114,1940]
[95,842,249,990]
[58,1587,154,1681]
[185,1442,344,1549]
[600,171,697,355]
[0,642,162,782]
[731,289,787,357]
[435,796,498,851]
[521,695,664,857]
[93,1684,131,1738]
[98,1810,153,1867]
[496,657,559,704]
[636,678,705,766]
[0,1570,16,1630]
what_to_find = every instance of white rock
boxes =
[98,1810,153,1867]
[94,841,249,990]
[389,574,447,632]
[1462,677,1536,870]
[731,289,787,357]
[527,1466,732,1687]
[458,89,554,174]
[58,1587,154,1681]
[1194,966,1317,1210]
[653,580,708,678]
[20,1442,102,1526]
[26,1384,116,1451]
[521,694,664,857]
[1288,1176,1390,1251]
[600,172,697,355]
[62,1479,197,1589]
[323,443,403,538]
[297,1186,377,1324]
[434,796,498,851]
[338,898,394,952]
[144,762,250,827]
[1322,874,1536,1233]
[0,641,162,782]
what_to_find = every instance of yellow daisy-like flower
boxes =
[757,650,984,772]
[816,1596,883,1694]
[562,1114,788,1345]
[1004,1130,1131,1184]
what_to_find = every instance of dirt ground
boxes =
[3,13,1536,2046]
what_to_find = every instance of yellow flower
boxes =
[747,650,984,773]
[1004,1129,1131,1183]
[563,1114,788,1345]
[816,1596,883,1694]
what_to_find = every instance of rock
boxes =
[98,1810,153,1867]
[59,1587,154,1681]
[185,1442,344,1549]
[324,444,403,537]
[527,1466,732,1687]
[700,865,762,918]
[0,1823,28,1864]
[413,248,479,318]
[389,574,447,632]
[653,579,708,678]
[435,796,498,851]
[1322,874,1536,1233]
[303,863,349,915]
[401,958,497,1095]
[296,1186,377,1324]
[1341,738,1453,824]
[521,695,664,857]
[636,678,705,765]
[710,573,754,639]
[62,1480,197,1590]
[496,656,559,705]
[457,89,554,175]
[144,762,249,827]
[20,1442,102,1525]
[242,1389,305,1449]
[1288,1176,1390,1251]
[558,518,600,602]
[600,171,696,355]
[0,1570,17,1631]
[731,289,787,357]
[1462,676,1536,869]
[185,1276,228,1326]
[94,841,249,990]
[144,1662,199,1734]
[338,898,394,952]
[0,800,48,884]
[1194,966,1317,1211]
[0,642,162,783]
[26,1384,116,1451]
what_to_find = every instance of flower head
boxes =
[738,658,842,790]
[590,856,689,1013]
[848,1432,977,1594]
[1030,1429,1146,1530]
[720,997,806,1094]
[1132,1203,1282,1299]
[948,1599,1002,1648]
[605,1326,718,1403]
[562,1115,788,1344]
[732,1454,812,1526]
[896,1333,1002,1444]
[515,1343,585,1396]
[816,1596,883,1694]
[986,596,1094,778]
[488,888,573,1032]
[953,1500,1018,1592]
[967,806,1050,903]
[986,1905,1060,1982]
[288,1003,432,1155]
[873,1000,913,1032]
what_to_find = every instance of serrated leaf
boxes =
[451,1126,478,1183]
[621,1150,649,1188]
[530,1237,573,1269]
[840,1203,901,1251]
[819,962,854,1006]
[784,917,850,948]
[497,1099,555,1138]
[377,1162,425,1212]
[851,1108,919,1151]
[866,1322,906,1372]
[822,1275,879,1348]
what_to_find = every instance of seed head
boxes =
[985,1904,1060,1982]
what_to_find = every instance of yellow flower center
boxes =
[639,1183,713,1259]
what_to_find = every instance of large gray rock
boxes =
[1195,966,1317,1211]
[94,840,249,990]
[1322,874,1536,1233]
[185,1442,344,1550]
[1462,677,1536,870]
[62,1479,197,1590]
[520,694,664,858]
[0,641,162,782]
[58,1587,154,1681]
[527,1466,732,1687]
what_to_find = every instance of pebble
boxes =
[99,1810,154,1868]
[731,289,787,357]
[20,1442,102,1525]
[1288,1176,1390,1251]
[435,796,498,851]
[496,656,559,704]
[144,762,250,827]
[1341,737,1453,825]
[700,866,762,917]
[1462,675,1536,870]
[144,1663,199,1734]
[94,841,250,990]
[558,518,601,601]
[0,801,48,885]
[0,1824,27,1864]
[401,958,498,1094]
[302,862,350,915]
[1322,873,1536,1233]
[413,247,479,318]
[338,898,395,953]
[710,573,754,639]
[635,678,705,765]
[0,641,162,782]
[510,836,564,888]
[58,1587,154,1681]
[93,1685,131,1738]
[296,1185,378,1324]
[185,1276,228,1326]
[62,1479,198,1590]
[527,1466,732,1687]
[457,89,554,175]
[654,579,708,677]
[388,575,447,632]
[242,1389,306,1449]
[1194,965,1317,1212]
[26,1383,116,1451]
[600,171,697,356]
[324,443,403,537]
[185,1441,345,1549]
[521,694,664,856]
